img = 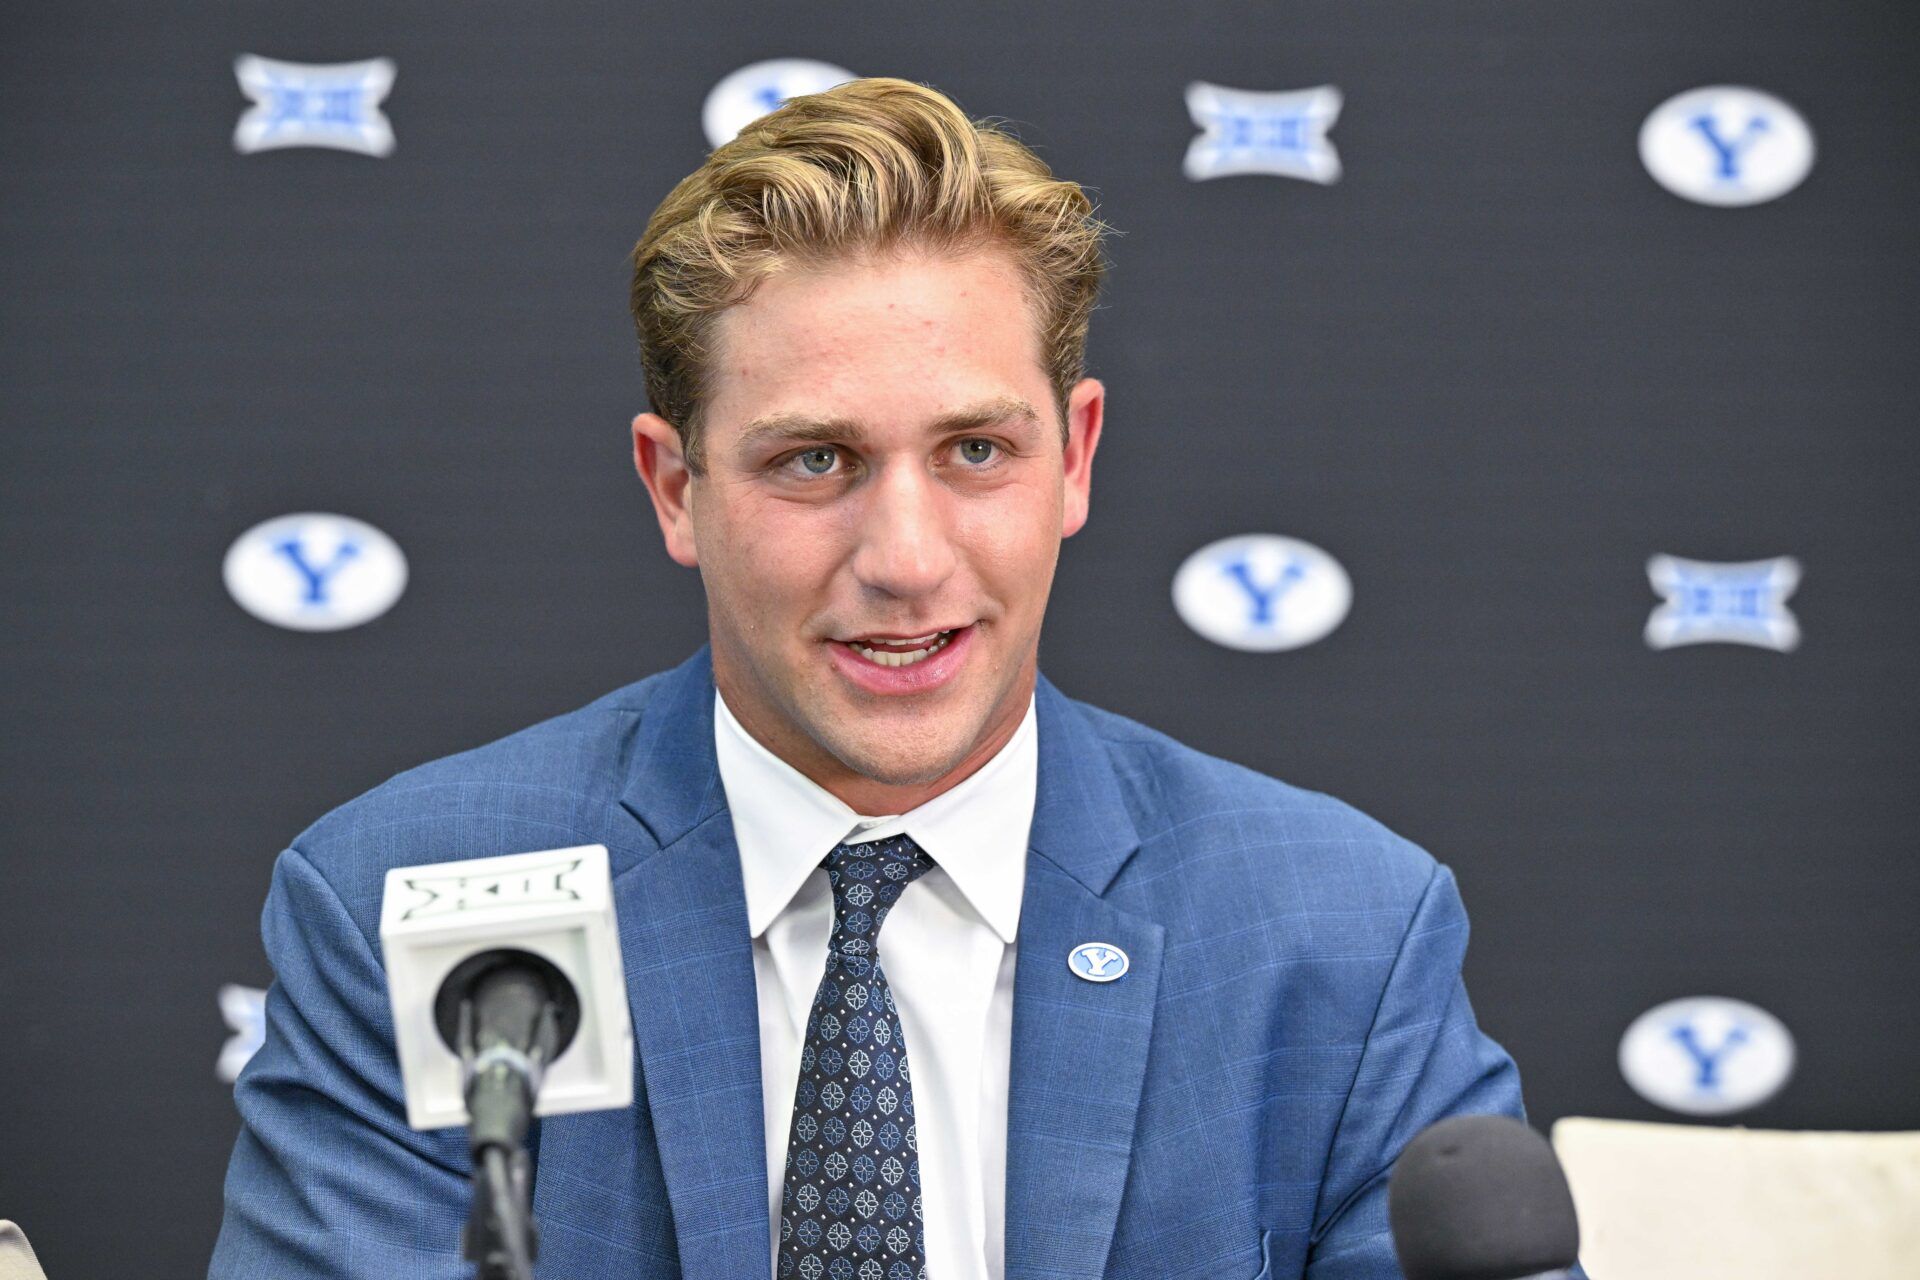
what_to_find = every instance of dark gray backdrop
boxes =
[3,2,1916,1276]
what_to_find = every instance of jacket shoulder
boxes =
[1069,697,1441,912]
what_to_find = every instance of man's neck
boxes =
[824,703,1029,816]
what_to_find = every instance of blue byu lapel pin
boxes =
[1067,942,1130,983]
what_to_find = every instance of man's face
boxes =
[632,245,1103,811]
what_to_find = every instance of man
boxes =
[211,78,1548,1279]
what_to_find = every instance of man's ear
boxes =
[1060,377,1104,538]
[631,412,699,567]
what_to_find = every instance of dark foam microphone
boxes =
[438,948,580,1279]
[1388,1114,1581,1280]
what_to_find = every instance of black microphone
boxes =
[1388,1114,1581,1280]
[434,949,582,1280]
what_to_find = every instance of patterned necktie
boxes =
[778,833,934,1280]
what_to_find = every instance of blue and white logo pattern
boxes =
[704,58,859,149]
[1645,554,1801,652]
[1619,996,1795,1115]
[1067,942,1129,984]
[1173,533,1352,652]
[217,983,267,1084]
[1639,85,1815,207]
[1184,81,1342,183]
[780,835,931,1280]
[233,55,397,157]
[223,512,409,632]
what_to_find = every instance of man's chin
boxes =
[824,734,976,791]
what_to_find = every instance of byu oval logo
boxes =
[1639,86,1815,207]
[1067,942,1129,983]
[703,58,858,149]
[1173,534,1351,652]
[223,512,408,632]
[1618,996,1795,1116]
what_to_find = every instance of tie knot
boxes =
[821,834,934,948]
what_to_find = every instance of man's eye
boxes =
[956,438,998,466]
[792,447,841,476]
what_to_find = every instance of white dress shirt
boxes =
[713,689,1036,1280]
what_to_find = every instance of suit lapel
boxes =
[1004,678,1164,1280]
[613,649,772,1280]
[605,656,1161,1280]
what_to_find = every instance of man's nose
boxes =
[849,463,958,600]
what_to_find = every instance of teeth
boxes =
[849,631,954,668]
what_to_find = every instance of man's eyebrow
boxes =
[733,396,1041,452]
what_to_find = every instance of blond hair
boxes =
[628,77,1110,470]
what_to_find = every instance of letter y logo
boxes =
[1068,941,1131,983]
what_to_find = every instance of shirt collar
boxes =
[714,689,1035,945]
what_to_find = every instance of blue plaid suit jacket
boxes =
[210,646,1540,1280]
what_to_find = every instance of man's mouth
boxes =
[841,627,963,668]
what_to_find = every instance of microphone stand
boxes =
[455,996,561,1280]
